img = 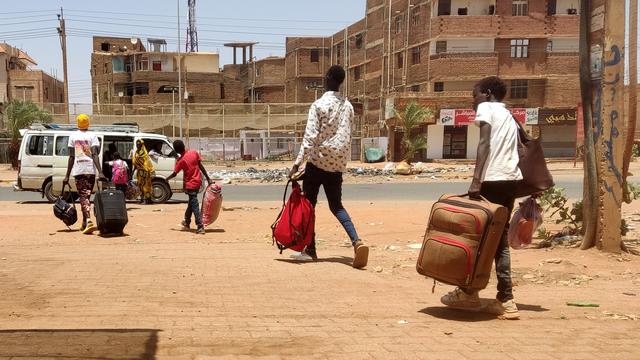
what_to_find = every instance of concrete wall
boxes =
[466,123,480,159]
[184,53,220,73]
[430,38,494,54]
[427,124,444,159]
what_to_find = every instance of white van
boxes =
[15,123,184,203]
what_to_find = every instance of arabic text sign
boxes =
[539,108,577,125]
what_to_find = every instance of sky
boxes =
[0,0,638,104]
[0,0,367,103]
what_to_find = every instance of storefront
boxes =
[537,108,577,157]
[430,108,536,159]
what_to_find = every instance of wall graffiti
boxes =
[601,42,623,203]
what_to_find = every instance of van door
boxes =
[140,137,182,191]
[20,133,54,190]
[52,134,103,193]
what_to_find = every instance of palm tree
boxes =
[395,101,434,163]
[5,100,52,168]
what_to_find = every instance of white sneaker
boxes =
[440,288,481,309]
[290,252,313,261]
[497,299,520,320]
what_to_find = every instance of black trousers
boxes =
[478,180,518,302]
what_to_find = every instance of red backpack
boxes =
[271,180,315,253]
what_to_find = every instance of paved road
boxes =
[3,175,629,203]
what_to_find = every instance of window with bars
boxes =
[434,82,444,92]
[395,16,403,34]
[435,41,447,54]
[510,80,528,99]
[411,46,421,65]
[354,66,362,81]
[512,0,529,16]
[510,39,529,58]
[397,52,404,68]
[336,44,342,64]
[546,40,553,52]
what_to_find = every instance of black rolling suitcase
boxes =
[94,182,128,235]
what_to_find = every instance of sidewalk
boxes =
[0,200,638,359]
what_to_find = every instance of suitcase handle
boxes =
[60,183,75,205]
[446,193,491,203]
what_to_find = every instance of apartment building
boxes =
[249,56,285,103]
[284,0,581,159]
[0,43,64,106]
[91,36,246,112]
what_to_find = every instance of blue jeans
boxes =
[184,189,203,228]
[302,162,359,249]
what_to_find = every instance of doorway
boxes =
[443,126,467,159]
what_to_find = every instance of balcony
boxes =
[429,52,499,80]
[548,15,580,36]
[432,16,500,38]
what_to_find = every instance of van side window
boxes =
[27,135,54,156]
[55,136,69,156]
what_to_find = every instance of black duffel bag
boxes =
[53,183,78,227]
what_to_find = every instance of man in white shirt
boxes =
[289,65,369,269]
[440,76,521,320]
[63,114,106,235]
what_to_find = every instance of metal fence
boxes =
[2,102,370,162]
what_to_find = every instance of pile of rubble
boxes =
[348,163,472,178]
[209,167,289,183]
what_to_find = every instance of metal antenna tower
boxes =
[186,0,198,52]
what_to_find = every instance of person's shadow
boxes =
[275,256,356,268]
[420,301,549,322]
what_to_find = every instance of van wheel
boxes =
[44,180,75,203]
[44,180,57,203]
[151,179,172,203]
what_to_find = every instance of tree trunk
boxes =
[579,0,599,250]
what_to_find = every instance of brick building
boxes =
[250,56,285,103]
[0,43,64,106]
[284,0,582,159]
[91,36,246,112]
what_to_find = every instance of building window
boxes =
[152,61,162,71]
[134,82,149,96]
[410,85,420,92]
[512,0,529,16]
[354,66,362,81]
[434,82,444,92]
[255,92,263,102]
[457,7,468,15]
[137,57,149,71]
[510,39,529,58]
[510,79,528,99]
[411,46,421,65]
[310,49,320,63]
[395,16,402,34]
[220,84,225,99]
[435,41,447,54]
[397,52,403,68]
[255,66,261,77]
[411,8,420,26]
[546,40,553,52]
[101,42,110,51]
[355,34,363,49]
[438,0,452,16]
[336,44,342,64]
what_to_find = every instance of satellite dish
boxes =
[131,38,138,45]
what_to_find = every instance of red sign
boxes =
[454,109,476,126]
[510,108,527,124]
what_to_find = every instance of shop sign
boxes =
[438,109,455,126]
[525,108,539,125]
[453,109,476,126]
[539,108,577,125]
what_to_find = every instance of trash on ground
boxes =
[566,301,600,307]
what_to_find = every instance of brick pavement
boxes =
[0,200,638,359]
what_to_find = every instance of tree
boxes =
[395,101,434,163]
[5,100,52,168]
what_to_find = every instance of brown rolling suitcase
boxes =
[416,194,509,290]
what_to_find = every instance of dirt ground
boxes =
[0,198,638,359]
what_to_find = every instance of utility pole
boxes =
[57,7,70,124]
[584,0,627,252]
